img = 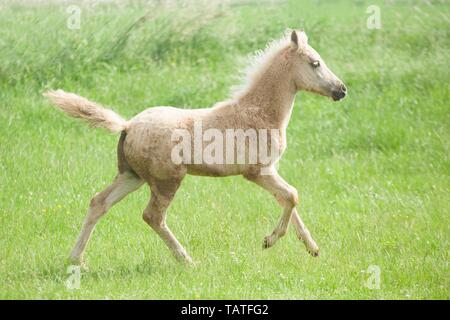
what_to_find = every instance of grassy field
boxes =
[0,0,448,299]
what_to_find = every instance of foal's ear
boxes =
[291,29,308,51]
[290,30,299,50]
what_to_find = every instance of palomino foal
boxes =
[45,30,346,265]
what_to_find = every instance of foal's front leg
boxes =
[246,167,297,248]
[245,167,319,256]
[291,210,319,256]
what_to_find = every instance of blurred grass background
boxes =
[0,0,448,299]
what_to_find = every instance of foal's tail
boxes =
[43,89,127,133]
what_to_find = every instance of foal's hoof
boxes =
[185,258,196,267]
[177,255,196,266]
[308,248,319,257]
[262,235,274,249]
[304,242,320,257]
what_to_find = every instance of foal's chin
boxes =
[305,88,347,101]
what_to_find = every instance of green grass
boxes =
[0,0,449,299]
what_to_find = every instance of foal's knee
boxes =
[90,193,102,208]
[143,210,164,229]
[281,186,298,208]
[290,187,299,206]
[87,193,108,222]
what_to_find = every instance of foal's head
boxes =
[288,30,347,101]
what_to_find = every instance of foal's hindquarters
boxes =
[69,105,319,266]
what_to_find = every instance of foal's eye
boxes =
[311,61,320,68]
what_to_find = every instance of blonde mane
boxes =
[230,30,292,100]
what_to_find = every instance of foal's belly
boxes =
[186,163,243,177]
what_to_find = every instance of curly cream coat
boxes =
[44,30,346,265]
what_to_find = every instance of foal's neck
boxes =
[237,60,297,130]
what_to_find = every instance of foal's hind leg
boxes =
[70,172,143,265]
[142,179,193,264]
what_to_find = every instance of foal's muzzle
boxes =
[331,84,347,101]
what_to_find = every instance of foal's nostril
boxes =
[332,87,347,101]
[331,83,347,101]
